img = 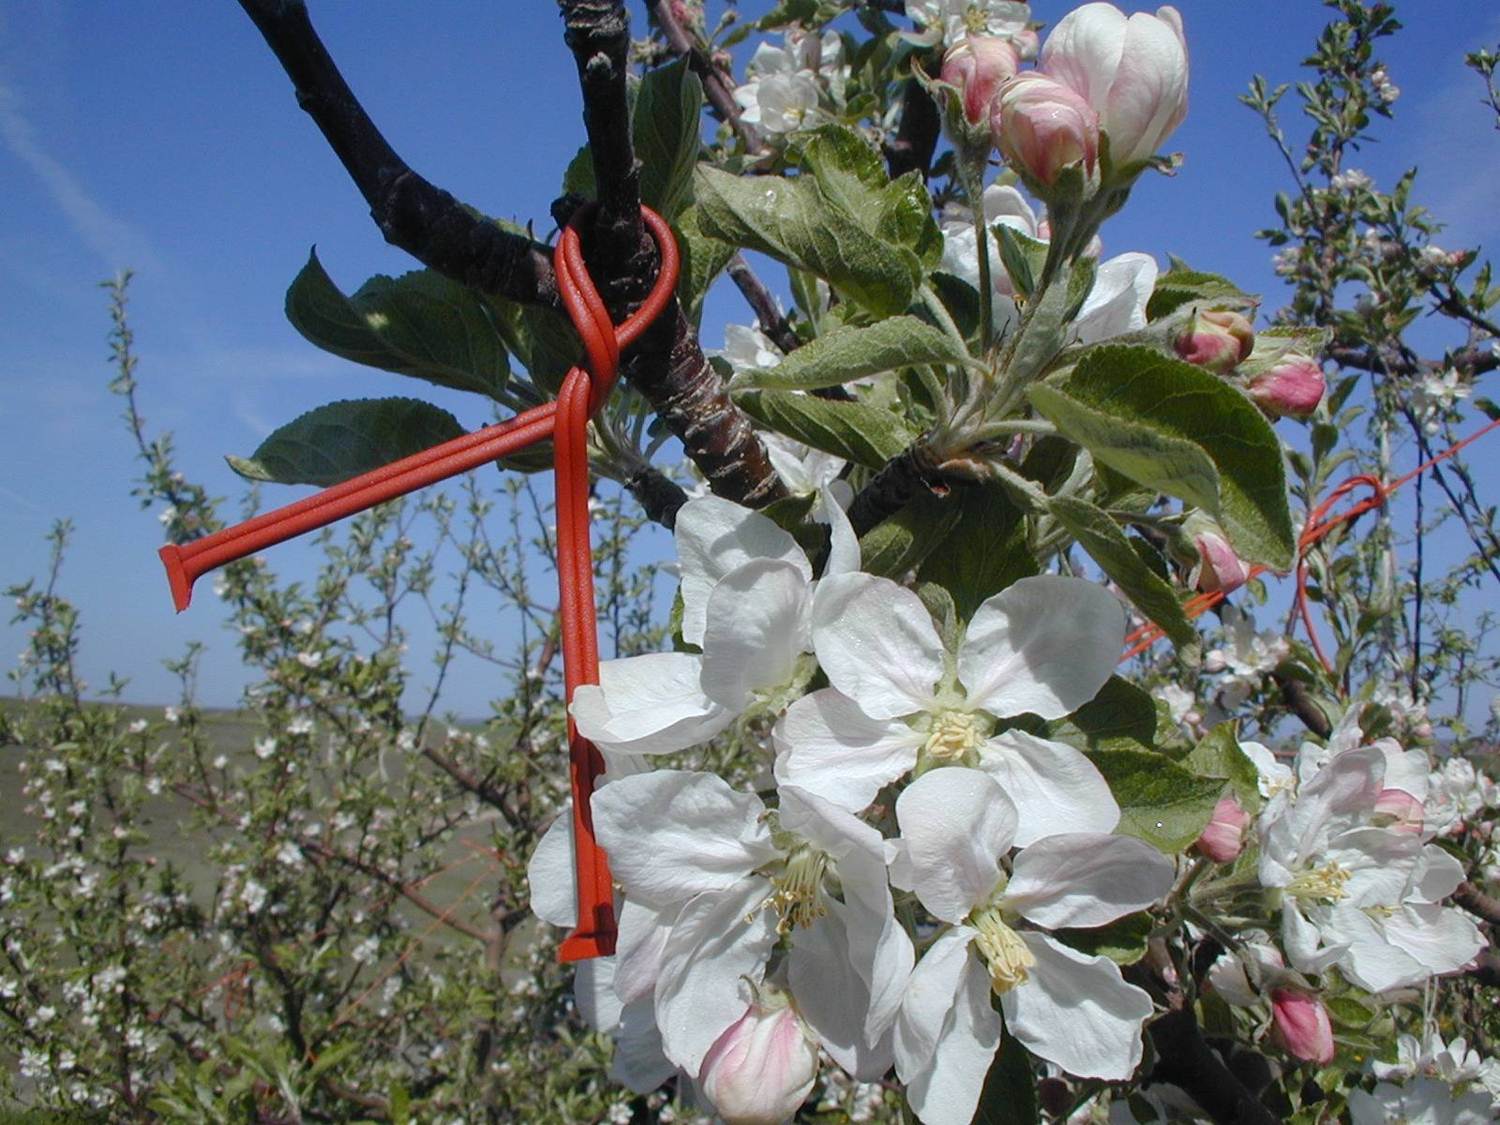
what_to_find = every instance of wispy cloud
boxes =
[0,76,163,274]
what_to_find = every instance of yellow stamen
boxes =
[770,846,830,934]
[971,907,1036,994]
[1287,861,1352,905]
[924,710,986,765]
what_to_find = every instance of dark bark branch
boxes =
[304,841,492,944]
[848,442,948,536]
[1146,1010,1278,1125]
[237,0,558,307]
[1454,880,1500,927]
[884,78,942,182]
[1274,672,1333,738]
[1469,947,1500,988]
[625,465,689,528]
[558,0,790,509]
[727,253,800,355]
[644,0,751,142]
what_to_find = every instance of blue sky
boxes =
[2,2,1498,717]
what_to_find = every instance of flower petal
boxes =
[615,898,674,1007]
[675,496,810,647]
[1006,832,1174,928]
[1002,933,1152,1080]
[812,572,946,720]
[977,731,1120,846]
[891,768,1017,923]
[958,575,1125,720]
[610,997,677,1094]
[654,879,778,1075]
[592,771,778,907]
[774,688,923,812]
[818,485,861,579]
[789,900,897,1081]
[1382,904,1483,981]
[1074,253,1157,343]
[575,955,623,1034]
[896,928,1001,1125]
[572,652,734,755]
[527,806,578,928]
[699,559,811,708]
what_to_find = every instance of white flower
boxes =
[239,879,269,915]
[254,737,277,761]
[127,719,147,734]
[715,324,783,374]
[1349,1078,1493,1124]
[587,770,913,1079]
[572,495,856,756]
[737,72,821,133]
[777,571,1125,846]
[939,185,1156,344]
[351,937,379,964]
[905,0,1030,48]
[889,769,1172,1121]
[296,650,323,669]
[732,31,847,135]
[162,706,180,724]
[287,715,314,737]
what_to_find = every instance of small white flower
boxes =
[296,650,323,669]
[162,706,180,724]
[905,0,1030,47]
[127,719,148,734]
[254,737,277,761]
[239,879,269,914]
[351,937,379,964]
[287,715,314,737]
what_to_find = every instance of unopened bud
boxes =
[1243,354,1326,419]
[1270,988,1334,1065]
[1174,309,1255,374]
[1192,529,1250,595]
[1373,787,1425,835]
[699,997,819,1125]
[1195,794,1252,862]
[992,73,1099,189]
[941,36,1020,124]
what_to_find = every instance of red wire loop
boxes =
[157,205,681,963]
[1119,416,1500,671]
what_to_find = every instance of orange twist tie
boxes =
[158,205,681,962]
[1118,415,1500,670]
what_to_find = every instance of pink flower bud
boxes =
[1174,309,1255,374]
[1195,794,1252,862]
[699,1000,819,1125]
[941,36,1021,124]
[1013,28,1041,61]
[1243,354,1326,419]
[1270,988,1334,1065]
[992,73,1100,188]
[1374,787,1425,835]
[1040,4,1189,168]
[1192,530,1250,595]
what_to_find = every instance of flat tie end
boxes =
[159,544,194,612]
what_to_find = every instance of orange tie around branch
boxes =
[1119,415,1500,668]
[158,205,681,962]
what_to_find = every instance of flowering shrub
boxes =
[5,0,1500,1122]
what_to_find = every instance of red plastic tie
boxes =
[1118,415,1500,668]
[158,205,681,962]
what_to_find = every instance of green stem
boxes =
[919,283,968,353]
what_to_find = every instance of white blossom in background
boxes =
[777,571,1125,846]
[905,0,1031,48]
[715,324,782,375]
[1349,1078,1493,1125]
[733,30,847,134]
[1201,605,1289,711]
[939,185,1156,344]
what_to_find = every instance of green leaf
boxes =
[1049,676,1161,755]
[731,316,972,392]
[858,492,962,578]
[1146,260,1256,320]
[227,398,465,488]
[285,253,511,400]
[634,58,704,220]
[800,125,942,268]
[972,1030,1038,1125]
[1053,912,1154,965]
[1090,749,1224,852]
[1048,496,1197,649]
[694,163,921,315]
[485,299,580,393]
[1029,345,1296,570]
[735,390,911,468]
[995,223,1047,299]
[1182,722,1263,813]
[917,482,1035,619]
[674,206,736,325]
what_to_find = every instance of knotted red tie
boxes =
[159,205,681,961]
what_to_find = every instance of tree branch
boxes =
[557,0,790,509]
[237,0,558,307]
[726,253,800,355]
[884,78,942,182]
[644,0,751,143]
[303,841,492,944]
[1454,880,1500,927]
[1146,1009,1278,1125]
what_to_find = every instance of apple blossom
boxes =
[992,72,1099,189]
[1040,2,1189,169]
[941,36,1020,124]
[1242,352,1326,418]
[1195,794,1252,862]
[905,0,1031,49]
[1269,988,1334,1065]
[1190,525,1250,595]
[698,992,820,1125]
[888,769,1172,1121]
[1173,308,1255,373]
[776,571,1127,846]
